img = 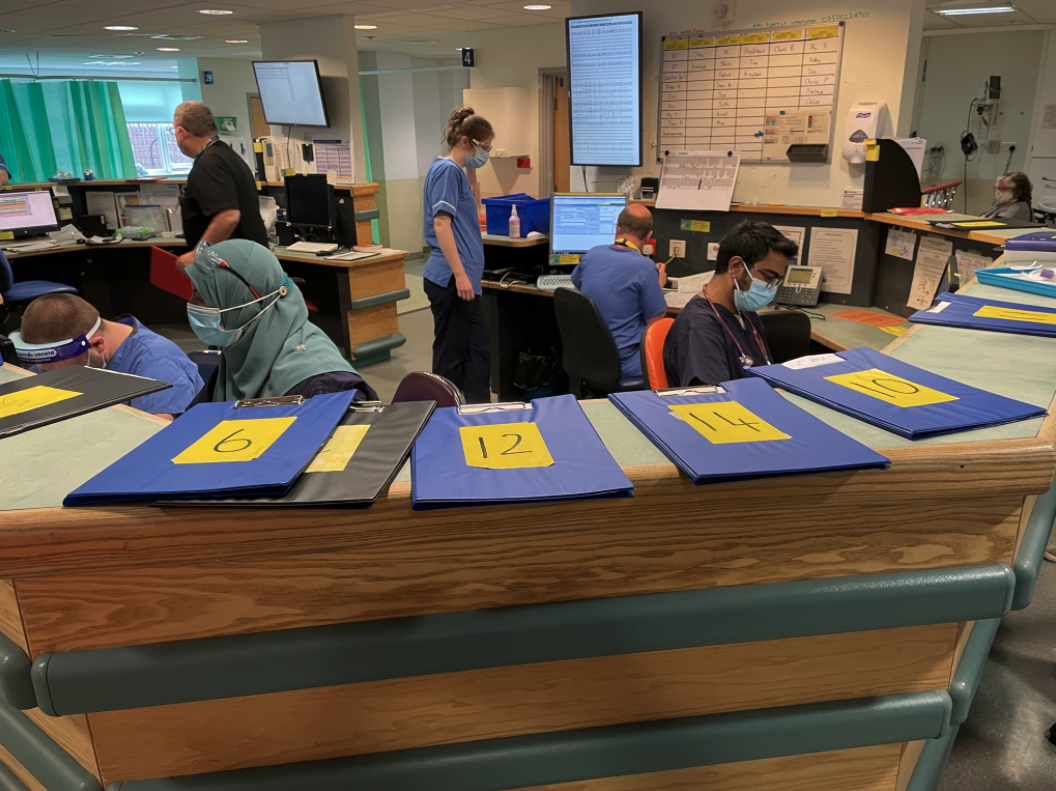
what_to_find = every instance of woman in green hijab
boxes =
[184,239,377,403]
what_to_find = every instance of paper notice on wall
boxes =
[656,151,740,211]
[841,189,863,210]
[1044,105,1056,130]
[809,227,858,294]
[115,192,142,227]
[885,228,916,261]
[893,138,926,178]
[85,191,119,230]
[955,250,994,282]
[762,108,832,162]
[907,235,953,311]
[773,225,806,266]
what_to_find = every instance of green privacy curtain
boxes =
[0,79,137,183]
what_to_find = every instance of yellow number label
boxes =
[670,402,790,445]
[0,386,81,420]
[820,209,838,218]
[460,422,554,470]
[825,369,958,408]
[172,417,296,464]
[974,306,1056,326]
[305,424,370,473]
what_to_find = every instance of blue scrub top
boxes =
[571,245,668,378]
[422,158,485,295]
[662,296,772,387]
[109,316,203,415]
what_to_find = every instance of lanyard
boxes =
[196,136,221,158]
[614,238,640,253]
[701,287,771,369]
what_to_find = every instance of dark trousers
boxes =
[424,277,491,404]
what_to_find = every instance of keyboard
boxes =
[536,275,574,291]
[286,241,338,254]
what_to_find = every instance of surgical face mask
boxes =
[733,269,778,312]
[465,145,489,169]
[186,287,284,347]
[995,187,1014,204]
[87,347,108,370]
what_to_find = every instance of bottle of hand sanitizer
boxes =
[509,205,521,239]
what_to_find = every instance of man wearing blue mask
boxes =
[663,220,796,387]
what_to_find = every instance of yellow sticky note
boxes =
[865,145,880,162]
[742,33,770,44]
[880,326,907,337]
[173,418,296,464]
[773,30,805,41]
[255,181,262,191]
[305,424,370,473]
[717,35,743,46]
[808,25,840,39]
[975,306,1056,326]
[0,386,81,420]
[460,422,554,470]
[559,254,580,265]
[686,220,711,233]
[670,402,790,445]
[664,38,689,51]
[284,167,296,177]
[253,142,264,153]
[825,369,958,408]
[690,37,714,48]
[820,209,838,218]
[0,231,13,241]
[955,221,1004,228]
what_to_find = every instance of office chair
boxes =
[639,318,674,390]
[0,249,78,325]
[759,309,812,364]
[392,371,463,408]
[553,287,645,399]
[185,349,223,407]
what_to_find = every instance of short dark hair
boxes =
[715,220,798,274]
[174,101,218,137]
[21,294,100,344]
[1002,171,1032,202]
[615,206,653,239]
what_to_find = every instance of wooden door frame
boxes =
[538,67,568,198]
[247,93,266,140]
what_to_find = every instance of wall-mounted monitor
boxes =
[566,12,643,167]
[252,60,330,128]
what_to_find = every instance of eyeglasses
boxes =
[751,267,784,288]
[472,139,493,153]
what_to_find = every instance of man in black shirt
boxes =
[174,101,268,267]
[663,221,797,387]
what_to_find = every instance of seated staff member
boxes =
[571,204,668,379]
[663,221,796,387]
[13,294,203,420]
[185,239,378,402]
[982,171,1033,221]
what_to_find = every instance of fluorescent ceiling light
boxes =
[157,47,180,51]
[524,5,552,9]
[104,25,138,31]
[226,39,247,43]
[936,5,1015,15]
[0,29,16,33]
[197,9,234,15]
[355,25,377,29]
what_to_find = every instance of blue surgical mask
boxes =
[732,271,778,312]
[465,147,489,169]
[186,287,283,347]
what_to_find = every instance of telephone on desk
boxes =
[775,265,823,307]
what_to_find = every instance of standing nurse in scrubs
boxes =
[422,107,494,404]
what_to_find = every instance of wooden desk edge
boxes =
[631,200,864,219]
[275,249,408,269]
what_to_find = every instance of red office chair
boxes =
[639,318,674,390]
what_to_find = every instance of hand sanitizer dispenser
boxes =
[843,102,888,163]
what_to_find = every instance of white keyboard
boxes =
[536,275,574,291]
[286,241,338,254]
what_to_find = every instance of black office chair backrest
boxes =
[759,309,812,365]
[392,371,463,408]
[0,250,12,294]
[553,287,622,397]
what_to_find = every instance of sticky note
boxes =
[680,219,711,233]
[0,231,13,241]
[974,306,1056,325]
[305,424,370,472]
[460,422,554,469]
[825,369,958,408]
[173,418,297,464]
[671,402,790,445]
[547,254,580,267]
[0,386,81,420]
[820,209,838,218]
[690,37,714,47]
[253,142,263,153]
[255,181,262,191]
[808,25,839,39]
[664,38,689,51]
[742,33,769,44]
[717,35,743,45]
[881,326,907,337]
[866,146,880,162]
[284,167,296,177]
[773,30,805,41]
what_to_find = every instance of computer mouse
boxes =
[526,231,546,240]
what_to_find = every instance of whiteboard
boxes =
[657,23,844,164]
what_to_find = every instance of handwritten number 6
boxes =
[214,428,253,453]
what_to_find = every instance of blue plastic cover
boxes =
[64,391,354,505]
[975,266,1056,300]
[910,291,1056,338]
[411,394,633,509]
[746,347,1047,439]
[610,378,889,484]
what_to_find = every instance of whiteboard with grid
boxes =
[658,23,845,163]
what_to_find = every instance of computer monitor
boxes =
[0,190,59,239]
[252,61,330,128]
[549,193,628,256]
[285,174,332,229]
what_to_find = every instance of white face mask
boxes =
[995,187,1015,204]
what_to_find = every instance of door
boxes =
[249,95,269,140]
[554,76,570,192]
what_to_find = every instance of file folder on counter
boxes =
[64,391,354,506]
[0,367,171,439]
[910,291,1056,338]
[746,347,1046,439]
[610,378,889,484]
[975,266,1056,300]
[411,394,634,509]
[156,401,435,508]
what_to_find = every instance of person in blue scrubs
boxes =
[0,151,9,186]
[16,294,203,420]
[422,106,495,403]
[571,204,668,380]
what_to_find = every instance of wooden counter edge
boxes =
[631,200,864,218]
[274,249,408,269]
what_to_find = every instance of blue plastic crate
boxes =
[483,194,551,237]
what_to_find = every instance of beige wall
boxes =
[198,58,257,142]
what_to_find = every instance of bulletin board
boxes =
[658,22,845,164]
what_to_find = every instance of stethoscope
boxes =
[701,285,771,369]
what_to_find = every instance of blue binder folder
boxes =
[975,266,1056,300]
[64,391,355,506]
[746,347,1046,439]
[610,379,888,484]
[411,394,634,509]
[910,291,1056,338]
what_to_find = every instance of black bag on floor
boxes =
[512,343,561,391]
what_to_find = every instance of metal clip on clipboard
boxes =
[457,401,531,415]
[351,400,384,412]
[234,395,306,408]
[655,386,726,397]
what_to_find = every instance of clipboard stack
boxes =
[0,367,172,439]
[411,394,634,509]
[746,347,1047,439]
[910,291,1056,338]
[610,379,888,485]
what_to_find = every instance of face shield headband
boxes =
[10,317,101,364]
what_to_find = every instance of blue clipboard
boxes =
[745,347,1047,439]
[610,378,888,484]
[64,391,355,506]
[411,394,634,509]
[910,291,1056,338]
[975,266,1056,300]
